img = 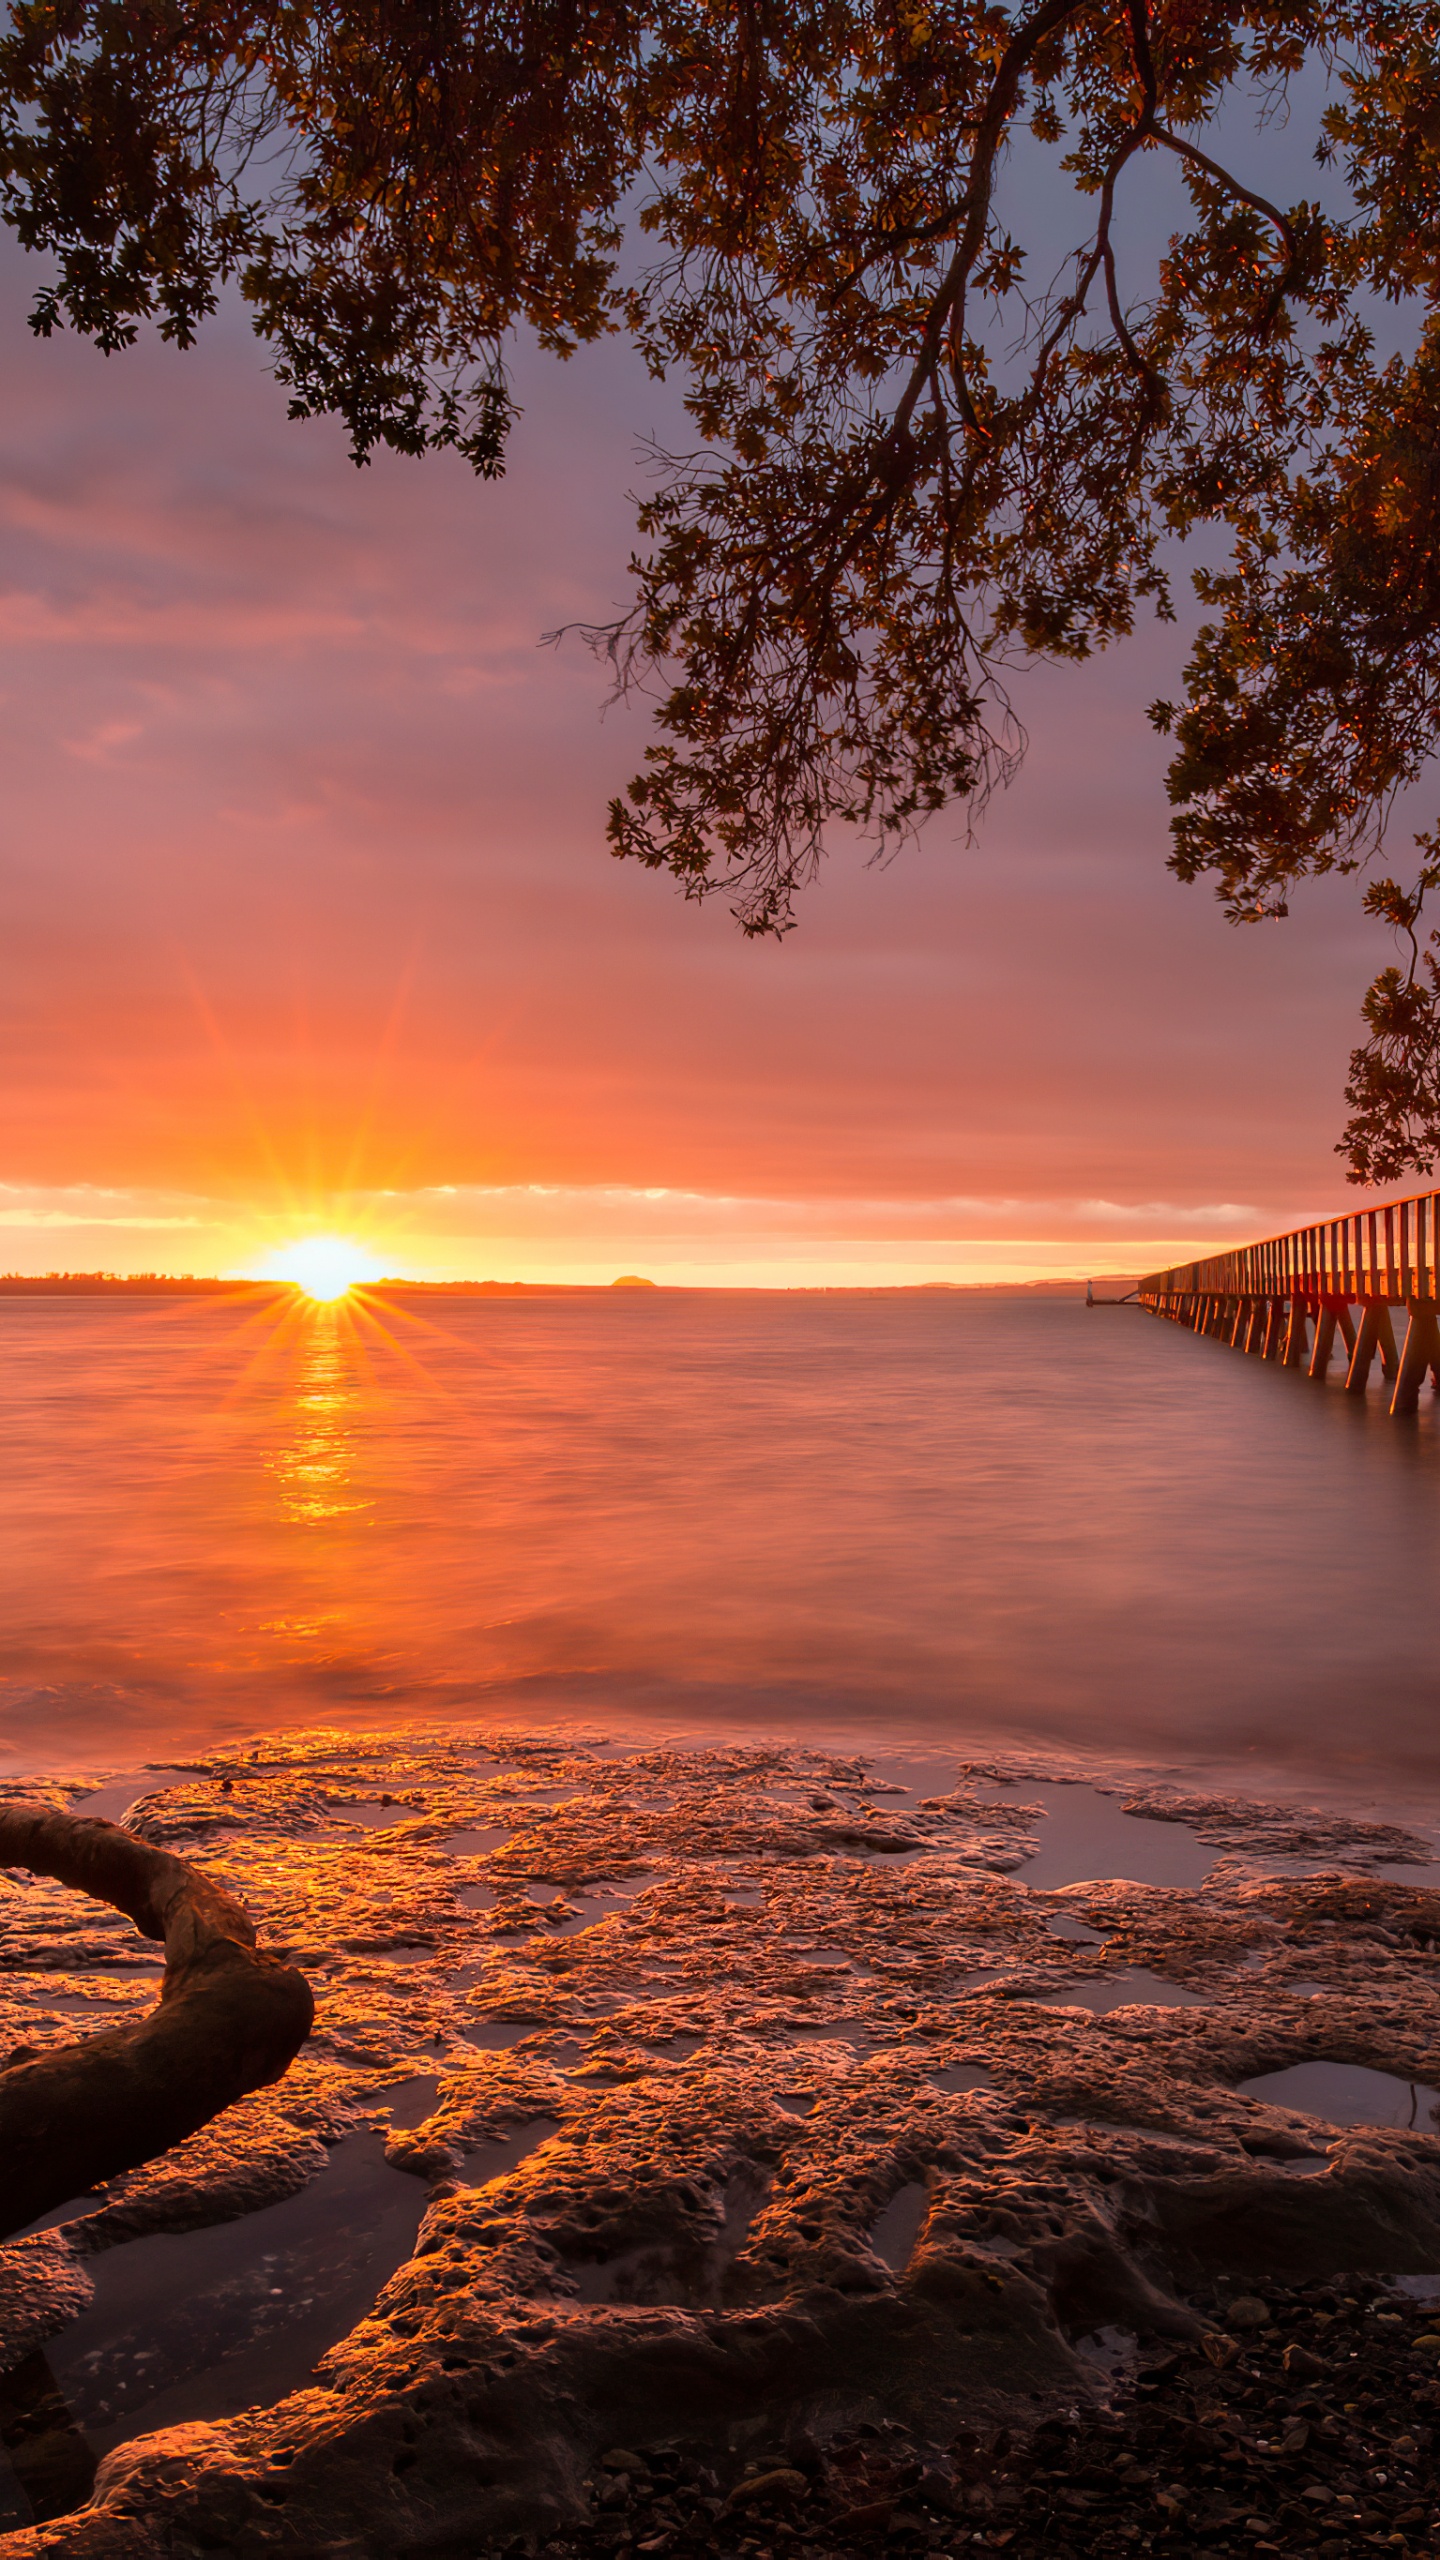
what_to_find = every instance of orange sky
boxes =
[0,244,1405,1288]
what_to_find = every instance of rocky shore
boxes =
[0,1727,1436,2556]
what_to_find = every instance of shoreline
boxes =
[8,1721,1440,1863]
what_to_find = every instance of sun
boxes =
[266,1236,382,1302]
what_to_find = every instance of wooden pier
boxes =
[1137,1187,1440,1415]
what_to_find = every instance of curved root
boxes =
[0,1803,313,2238]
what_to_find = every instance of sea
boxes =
[4,1287,1439,1820]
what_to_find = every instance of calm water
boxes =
[3,1289,1440,1806]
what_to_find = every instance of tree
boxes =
[3,0,1439,1178]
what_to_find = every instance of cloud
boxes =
[0,1175,1315,1290]
[0,1182,207,1230]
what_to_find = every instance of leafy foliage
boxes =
[5,0,1440,1169]
[1339,856,1440,1184]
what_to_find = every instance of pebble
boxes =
[510,2276,1440,2560]
[724,2469,808,2507]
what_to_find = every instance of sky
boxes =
[0,191,1414,1290]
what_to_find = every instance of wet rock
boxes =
[835,2493,893,2529]
[1227,2294,1272,2328]
[723,2466,807,2506]
[1121,1785,1437,1867]
[0,2235,93,2369]
[2,1726,1440,2553]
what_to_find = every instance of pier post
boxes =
[1281,1298,1311,1366]
[1345,1303,1379,1392]
[1345,1302,1399,1393]
[1390,1301,1440,1415]
[1379,1304,1399,1379]
[1308,1304,1338,1379]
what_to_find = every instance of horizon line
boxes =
[0,1269,1141,1297]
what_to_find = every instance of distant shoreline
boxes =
[0,1272,1129,1299]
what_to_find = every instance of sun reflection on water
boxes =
[265,1304,374,1525]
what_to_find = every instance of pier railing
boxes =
[1136,1185,1440,1415]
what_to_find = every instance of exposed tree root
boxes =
[0,1804,313,2239]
